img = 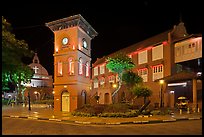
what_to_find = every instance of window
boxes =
[100,64,105,74]
[138,50,148,64]
[94,67,98,76]
[152,64,163,81]
[85,62,89,77]
[175,47,181,57]
[109,75,115,83]
[100,77,105,86]
[57,62,63,76]
[152,44,163,61]
[94,79,98,88]
[78,57,83,75]
[138,68,148,82]
[68,58,74,75]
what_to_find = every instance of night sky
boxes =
[3,0,202,76]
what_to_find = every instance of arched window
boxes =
[100,77,105,86]
[68,57,74,75]
[94,78,98,88]
[85,61,89,77]
[104,93,110,104]
[57,61,63,76]
[81,90,87,105]
[79,57,83,75]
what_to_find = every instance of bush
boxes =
[72,103,140,118]
[2,99,9,105]
[74,104,107,115]
[103,103,132,113]
[33,99,54,105]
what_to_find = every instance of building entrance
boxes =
[62,91,70,112]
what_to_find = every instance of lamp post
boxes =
[34,91,40,100]
[112,83,118,104]
[28,90,31,111]
[159,80,164,108]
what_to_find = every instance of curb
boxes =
[2,115,202,125]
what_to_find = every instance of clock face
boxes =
[83,40,88,49]
[62,37,68,45]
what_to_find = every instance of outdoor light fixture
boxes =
[112,84,117,88]
[170,90,174,94]
[159,80,164,84]
[34,91,40,100]
[56,48,58,53]
[168,82,187,87]
[197,72,202,76]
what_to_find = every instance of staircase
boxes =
[88,92,98,105]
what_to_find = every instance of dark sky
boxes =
[3,0,203,76]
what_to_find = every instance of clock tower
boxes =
[46,14,98,112]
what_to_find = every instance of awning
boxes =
[155,71,199,83]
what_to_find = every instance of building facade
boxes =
[91,22,202,109]
[45,14,98,112]
[28,53,53,88]
[24,53,53,102]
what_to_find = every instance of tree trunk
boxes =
[144,96,146,104]
[111,72,122,103]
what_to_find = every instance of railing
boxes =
[88,92,98,105]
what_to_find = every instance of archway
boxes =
[61,91,70,112]
[104,93,110,104]
[81,90,87,105]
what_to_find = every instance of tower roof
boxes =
[45,14,98,39]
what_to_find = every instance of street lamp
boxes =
[28,88,31,111]
[34,91,40,100]
[159,80,164,108]
[112,83,117,88]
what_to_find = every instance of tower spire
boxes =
[33,52,40,64]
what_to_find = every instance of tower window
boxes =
[85,62,89,77]
[57,62,63,76]
[79,57,83,75]
[68,58,74,75]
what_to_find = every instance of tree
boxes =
[106,53,135,103]
[122,71,143,88]
[131,84,152,104]
[2,16,34,103]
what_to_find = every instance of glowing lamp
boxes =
[159,80,164,85]
[112,84,117,88]
[56,48,58,53]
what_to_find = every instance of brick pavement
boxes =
[2,105,202,125]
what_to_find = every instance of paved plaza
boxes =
[2,105,202,125]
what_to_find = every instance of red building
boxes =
[91,21,202,110]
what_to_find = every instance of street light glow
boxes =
[159,80,164,84]
[112,84,117,88]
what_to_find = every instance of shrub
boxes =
[103,103,131,113]
[2,99,9,105]
[72,103,141,117]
